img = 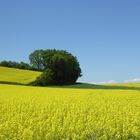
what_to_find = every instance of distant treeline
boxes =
[0,60,41,71]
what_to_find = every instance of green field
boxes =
[0,66,41,85]
[0,67,140,139]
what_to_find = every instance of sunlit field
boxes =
[0,66,41,84]
[1,0,140,139]
[0,84,140,140]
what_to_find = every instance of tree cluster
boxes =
[0,61,38,71]
[0,49,82,86]
[30,49,82,86]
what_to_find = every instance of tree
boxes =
[30,49,82,85]
[0,60,9,67]
[33,68,54,86]
[29,50,44,71]
[0,60,37,71]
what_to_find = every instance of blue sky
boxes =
[0,0,140,83]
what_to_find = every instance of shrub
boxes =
[33,68,54,86]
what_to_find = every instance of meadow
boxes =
[0,84,140,140]
[0,66,41,85]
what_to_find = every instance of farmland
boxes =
[0,67,140,139]
[0,66,41,85]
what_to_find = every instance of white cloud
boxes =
[123,78,140,83]
[89,80,117,84]
[89,77,140,85]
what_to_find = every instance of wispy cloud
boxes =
[89,77,140,85]
[123,78,140,83]
[89,80,117,84]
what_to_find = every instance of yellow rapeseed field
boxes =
[0,84,140,140]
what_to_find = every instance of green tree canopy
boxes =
[30,49,82,85]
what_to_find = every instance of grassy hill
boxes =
[63,83,140,90]
[0,66,41,85]
[0,66,140,90]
